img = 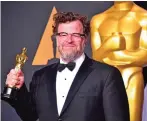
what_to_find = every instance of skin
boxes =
[6,69,24,88]
[6,20,87,88]
[56,20,87,63]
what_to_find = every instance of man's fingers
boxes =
[6,79,19,87]
[6,69,24,89]
[10,69,17,75]
[18,76,24,82]
[11,75,19,80]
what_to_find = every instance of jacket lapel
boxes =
[44,62,59,117]
[60,55,94,116]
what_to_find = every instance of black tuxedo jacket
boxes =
[7,55,130,121]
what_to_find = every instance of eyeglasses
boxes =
[55,32,85,39]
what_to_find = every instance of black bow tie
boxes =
[57,62,76,72]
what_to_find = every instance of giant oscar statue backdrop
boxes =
[90,1,147,121]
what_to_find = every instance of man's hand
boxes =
[6,69,24,89]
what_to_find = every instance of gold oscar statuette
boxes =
[1,47,28,100]
[90,1,147,121]
[15,47,28,71]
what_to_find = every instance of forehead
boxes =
[58,20,83,33]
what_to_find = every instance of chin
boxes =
[62,51,77,58]
[64,52,75,56]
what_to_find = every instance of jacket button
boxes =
[58,118,62,121]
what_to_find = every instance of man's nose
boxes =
[67,34,73,42]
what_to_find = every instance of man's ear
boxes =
[51,34,56,41]
[51,35,57,58]
[51,34,58,44]
[84,35,88,44]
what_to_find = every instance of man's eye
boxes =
[60,34,67,36]
[73,34,80,37]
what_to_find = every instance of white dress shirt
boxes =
[56,53,85,115]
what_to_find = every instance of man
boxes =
[4,12,130,121]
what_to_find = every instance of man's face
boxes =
[56,20,87,61]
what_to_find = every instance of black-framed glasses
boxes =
[55,32,85,39]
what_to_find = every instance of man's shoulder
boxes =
[87,59,121,84]
[90,58,121,77]
[34,58,59,76]
[91,59,117,71]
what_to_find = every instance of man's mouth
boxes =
[64,45,75,47]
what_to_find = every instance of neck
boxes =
[114,1,134,10]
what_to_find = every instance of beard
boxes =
[58,46,83,62]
